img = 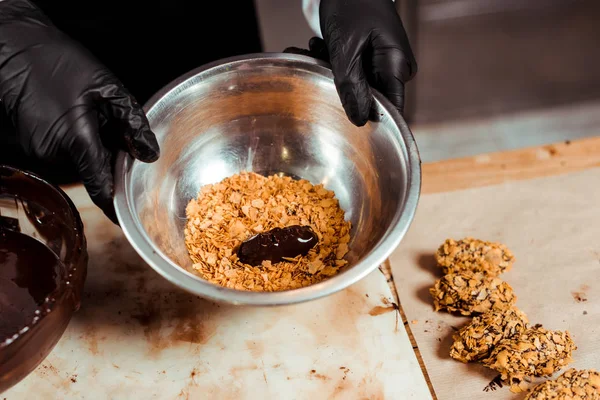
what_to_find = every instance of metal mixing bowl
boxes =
[114,53,421,306]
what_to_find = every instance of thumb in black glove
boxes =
[0,0,159,223]
[284,37,331,64]
[288,0,417,127]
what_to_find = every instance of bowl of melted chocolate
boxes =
[0,165,87,393]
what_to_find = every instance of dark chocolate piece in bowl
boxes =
[237,225,318,266]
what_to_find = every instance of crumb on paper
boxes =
[482,325,577,392]
[429,271,517,316]
[435,237,515,277]
[572,291,588,302]
[411,320,419,325]
[483,375,504,392]
[524,368,600,399]
[572,284,589,302]
[572,284,589,303]
[450,306,528,363]
[184,172,351,292]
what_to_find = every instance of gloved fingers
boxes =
[368,46,412,115]
[283,37,329,63]
[65,111,118,224]
[324,20,373,126]
[308,37,330,63]
[96,81,160,163]
[330,52,372,126]
[283,46,314,57]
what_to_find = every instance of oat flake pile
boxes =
[184,172,351,291]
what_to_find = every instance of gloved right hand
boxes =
[0,0,159,223]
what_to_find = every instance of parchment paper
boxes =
[390,167,600,399]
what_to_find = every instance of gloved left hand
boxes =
[287,0,417,127]
[0,0,159,223]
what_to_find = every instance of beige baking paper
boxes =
[390,167,600,400]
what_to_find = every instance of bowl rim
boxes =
[114,52,421,306]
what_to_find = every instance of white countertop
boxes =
[3,186,431,400]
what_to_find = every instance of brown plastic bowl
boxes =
[0,165,88,393]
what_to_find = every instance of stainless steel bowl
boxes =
[114,53,421,306]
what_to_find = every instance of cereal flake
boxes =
[435,237,515,276]
[450,306,528,363]
[430,271,517,316]
[525,368,600,399]
[483,325,577,392]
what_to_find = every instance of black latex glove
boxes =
[0,0,159,223]
[288,0,417,127]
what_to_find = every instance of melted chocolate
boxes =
[237,225,318,266]
[0,165,88,393]
[0,229,64,340]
